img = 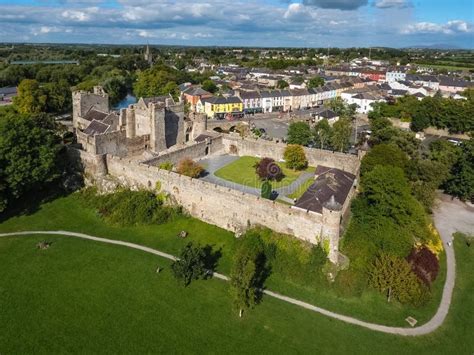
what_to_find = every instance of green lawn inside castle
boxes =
[214,156,315,189]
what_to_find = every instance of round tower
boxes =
[321,195,342,264]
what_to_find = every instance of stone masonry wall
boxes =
[90,151,325,243]
[142,136,224,166]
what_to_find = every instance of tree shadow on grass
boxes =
[0,182,72,224]
[203,244,223,277]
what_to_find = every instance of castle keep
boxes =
[73,86,186,157]
[72,87,361,264]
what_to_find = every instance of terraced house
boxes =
[197,96,244,119]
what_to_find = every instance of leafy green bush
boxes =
[368,253,430,307]
[284,144,308,171]
[78,188,179,226]
[246,228,327,286]
[261,180,272,199]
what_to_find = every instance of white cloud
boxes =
[0,1,471,47]
[402,20,473,35]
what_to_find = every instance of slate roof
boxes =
[183,86,212,96]
[239,91,261,99]
[83,108,108,122]
[391,89,408,96]
[293,166,356,214]
[439,77,472,88]
[316,109,338,120]
[83,119,110,135]
[204,96,242,104]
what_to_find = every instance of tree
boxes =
[133,65,187,98]
[0,112,61,212]
[277,80,289,89]
[14,79,47,115]
[307,76,324,89]
[176,158,204,178]
[102,76,128,105]
[330,118,351,152]
[369,253,429,306]
[201,79,218,93]
[444,139,474,202]
[287,121,312,146]
[230,233,267,317]
[171,242,208,286]
[313,119,332,149]
[284,144,308,170]
[44,79,72,113]
[361,165,429,243]
[254,157,283,181]
[261,180,272,199]
[360,144,408,176]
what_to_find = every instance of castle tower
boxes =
[72,86,109,130]
[321,195,342,264]
[150,103,167,152]
[190,112,208,140]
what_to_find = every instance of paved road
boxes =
[0,223,463,336]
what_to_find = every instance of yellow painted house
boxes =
[197,96,243,119]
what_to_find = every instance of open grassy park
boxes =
[214,156,314,189]
[0,194,473,353]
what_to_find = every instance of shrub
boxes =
[368,253,430,306]
[284,144,308,171]
[159,161,173,171]
[176,158,204,178]
[261,180,272,199]
[78,188,178,226]
[171,242,208,286]
[254,157,283,181]
[407,247,439,286]
[251,227,327,286]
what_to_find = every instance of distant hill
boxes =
[405,44,465,50]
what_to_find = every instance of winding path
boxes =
[0,208,461,337]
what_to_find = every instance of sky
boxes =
[0,0,472,48]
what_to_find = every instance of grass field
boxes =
[415,63,474,71]
[0,229,472,353]
[214,156,314,189]
[0,194,449,327]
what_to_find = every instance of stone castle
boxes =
[72,87,361,264]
